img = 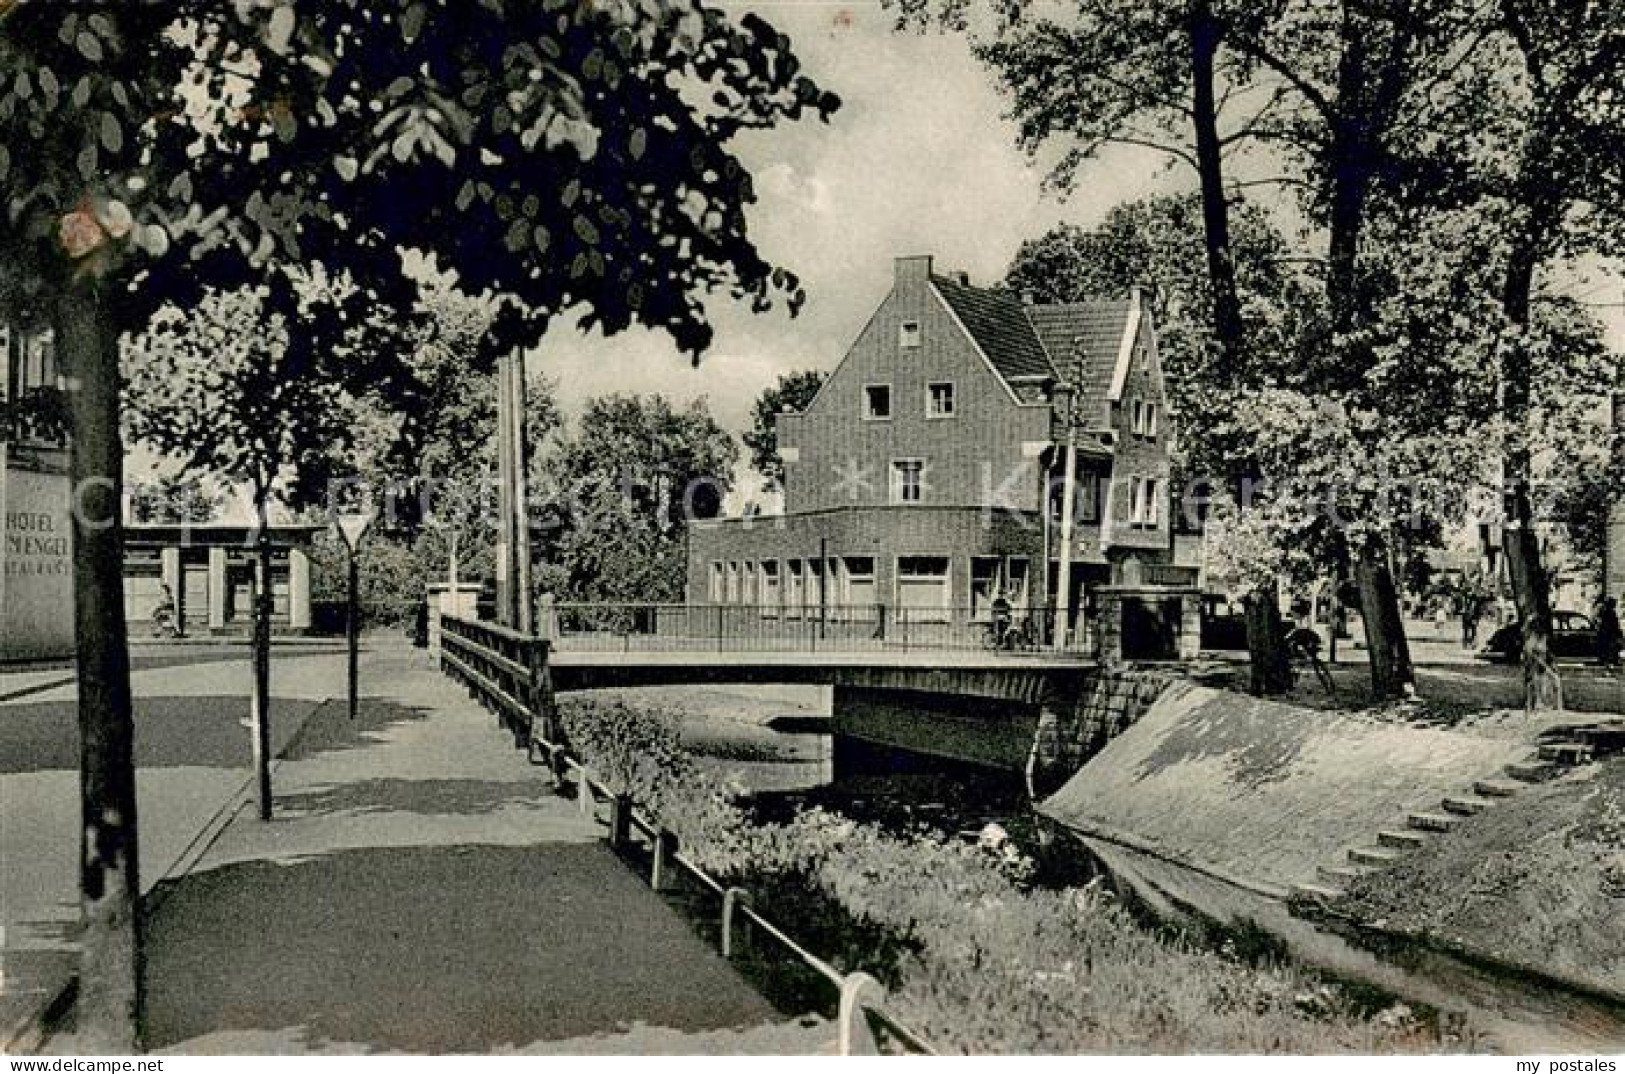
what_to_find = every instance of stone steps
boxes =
[1377,828,1427,850]
[1291,883,1346,903]
[1505,758,1561,782]
[1406,811,1458,833]
[1539,741,1594,764]
[1349,845,1403,867]
[1299,741,1591,912]
[1442,794,1498,816]
[1317,863,1374,886]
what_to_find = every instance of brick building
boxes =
[686,254,1193,647]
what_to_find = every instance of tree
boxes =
[124,283,377,822]
[541,394,736,605]
[126,473,221,525]
[743,368,825,490]
[1468,0,1625,710]
[2,2,836,1046]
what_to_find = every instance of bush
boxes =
[556,695,1468,1055]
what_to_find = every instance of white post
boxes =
[160,544,184,631]
[287,546,311,632]
[207,545,228,631]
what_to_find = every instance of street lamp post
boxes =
[334,510,374,720]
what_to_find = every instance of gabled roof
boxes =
[930,274,1056,383]
[1025,298,1135,427]
[929,271,1140,428]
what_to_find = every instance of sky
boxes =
[521,1,1185,505]
[129,1,1625,511]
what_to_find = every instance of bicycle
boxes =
[1286,626,1335,695]
[983,616,1038,652]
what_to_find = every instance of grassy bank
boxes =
[1341,756,1625,997]
[557,695,1480,1054]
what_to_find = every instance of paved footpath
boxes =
[3,644,351,1052]
[37,645,825,1055]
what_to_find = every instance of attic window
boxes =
[864,384,892,420]
[899,321,922,349]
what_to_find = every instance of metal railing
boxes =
[551,601,1099,657]
[438,613,934,1055]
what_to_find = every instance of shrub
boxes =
[555,695,1466,1055]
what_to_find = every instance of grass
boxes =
[556,694,1482,1055]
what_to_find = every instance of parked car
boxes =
[1200,595,1249,652]
[1475,610,1597,664]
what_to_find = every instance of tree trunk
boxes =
[1500,214,1563,712]
[1355,538,1415,700]
[1189,1,1291,694]
[1244,584,1293,694]
[250,486,274,820]
[56,277,143,1052]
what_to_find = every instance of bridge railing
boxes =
[551,601,1098,656]
[438,612,934,1055]
[439,614,552,751]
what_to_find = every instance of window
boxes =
[899,320,922,349]
[1047,470,1100,524]
[842,556,876,618]
[760,560,781,616]
[864,384,892,420]
[926,381,955,418]
[785,560,804,618]
[742,561,757,604]
[897,556,951,621]
[1128,478,1160,529]
[726,561,740,603]
[708,562,724,603]
[891,459,925,504]
[1146,403,1159,437]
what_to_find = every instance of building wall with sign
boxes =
[2,325,75,661]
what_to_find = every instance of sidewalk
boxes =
[40,648,825,1055]
[2,648,351,1053]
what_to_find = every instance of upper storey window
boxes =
[864,384,892,420]
[899,321,922,349]
[927,381,955,418]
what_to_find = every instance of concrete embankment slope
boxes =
[1040,684,1528,894]
[1040,685,1625,1052]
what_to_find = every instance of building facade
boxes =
[1,324,74,661]
[686,255,1191,647]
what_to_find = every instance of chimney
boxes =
[953,270,970,286]
[894,254,934,289]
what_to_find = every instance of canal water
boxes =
[585,683,1033,838]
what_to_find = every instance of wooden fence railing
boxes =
[437,614,934,1056]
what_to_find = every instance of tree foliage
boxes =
[121,283,380,507]
[540,393,737,604]
[743,368,825,489]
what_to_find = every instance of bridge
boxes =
[436,604,1142,778]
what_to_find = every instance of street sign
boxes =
[335,512,373,551]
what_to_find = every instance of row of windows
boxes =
[863,381,955,421]
[706,555,1033,621]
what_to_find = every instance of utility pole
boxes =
[494,349,533,632]
[1051,381,1078,651]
